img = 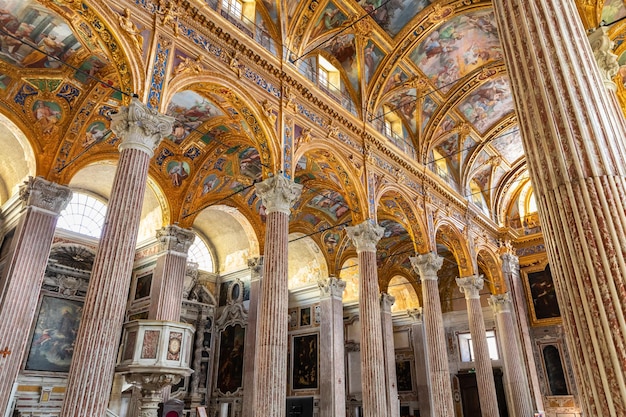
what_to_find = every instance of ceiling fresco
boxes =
[0,0,618,291]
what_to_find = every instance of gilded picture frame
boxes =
[521,262,562,326]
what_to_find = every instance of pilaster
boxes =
[0,177,71,412]
[408,308,431,417]
[242,256,263,417]
[380,293,399,417]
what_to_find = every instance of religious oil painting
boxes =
[134,272,152,300]
[0,0,82,68]
[411,9,502,93]
[25,296,83,372]
[523,264,561,325]
[292,334,318,390]
[396,360,413,392]
[216,324,245,394]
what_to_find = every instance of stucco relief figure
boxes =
[117,8,143,50]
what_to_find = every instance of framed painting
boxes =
[396,360,413,392]
[216,324,245,394]
[134,272,152,300]
[522,263,561,326]
[292,334,318,390]
[25,295,83,372]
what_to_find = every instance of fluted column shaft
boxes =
[456,276,499,417]
[243,256,263,417]
[346,221,387,417]
[501,251,543,413]
[253,176,302,417]
[149,225,195,321]
[410,253,454,417]
[493,1,626,414]
[408,309,431,417]
[0,177,71,412]
[318,277,346,417]
[61,98,173,417]
[490,293,533,417]
[381,293,399,417]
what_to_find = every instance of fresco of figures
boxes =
[411,10,502,93]
[602,0,626,25]
[358,0,432,38]
[165,90,224,144]
[310,2,347,40]
[457,76,513,134]
[306,189,350,221]
[0,0,82,68]
[490,126,524,165]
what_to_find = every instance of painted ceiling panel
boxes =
[490,126,524,165]
[165,90,225,144]
[457,76,513,134]
[359,0,432,38]
[410,9,502,94]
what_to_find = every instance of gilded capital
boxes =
[19,176,72,214]
[318,276,346,299]
[345,220,384,253]
[588,27,620,91]
[407,307,423,322]
[380,292,395,312]
[489,292,512,314]
[111,98,175,157]
[157,225,195,255]
[456,275,484,299]
[410,252,443,281]
[254,175,302,215]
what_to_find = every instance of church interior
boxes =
[0,0,625,416]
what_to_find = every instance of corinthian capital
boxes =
[19,176,72,214]
[588,26,620,91]
[380,292,396,312]
[111,98,174,157]
[254,175,302,215]
[345,220,384,253]
[488,292,512,314]
[157,225,195,255]
[318,276,346,299]
[456,275,484,299]
[410,252,443,281]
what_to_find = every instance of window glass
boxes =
[57,192,107,238]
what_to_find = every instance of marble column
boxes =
[500,250,543,413]
[493,1,626,414]
[410,253,454,417]
[148,225,195,321]
[408,308,431,417]
[380,293,399,417]
[253,175,302,417]
[242,256,263,417]
[61,98,173,417]
[489,293,534,417]
[345,221,387,417]
[318,276,346,417]
[0,177,71,412]
[456,275,499,417]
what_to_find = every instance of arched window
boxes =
[188,236,214,272]
[57,192,107,238]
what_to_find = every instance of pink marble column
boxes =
[500,249,544,413]
[493,1,626,414]
[318,276,346,417]
[0,177,71,411]
[407,308,431,417]
[346,221,387,417]
[148,225,195,321]
[253,175,302,417]
[242,256,263,417]
[456,275,499,417]
[61,98,173,417]
[410,253,454,417]
[380,293,399,417]
[489,293,534,417]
